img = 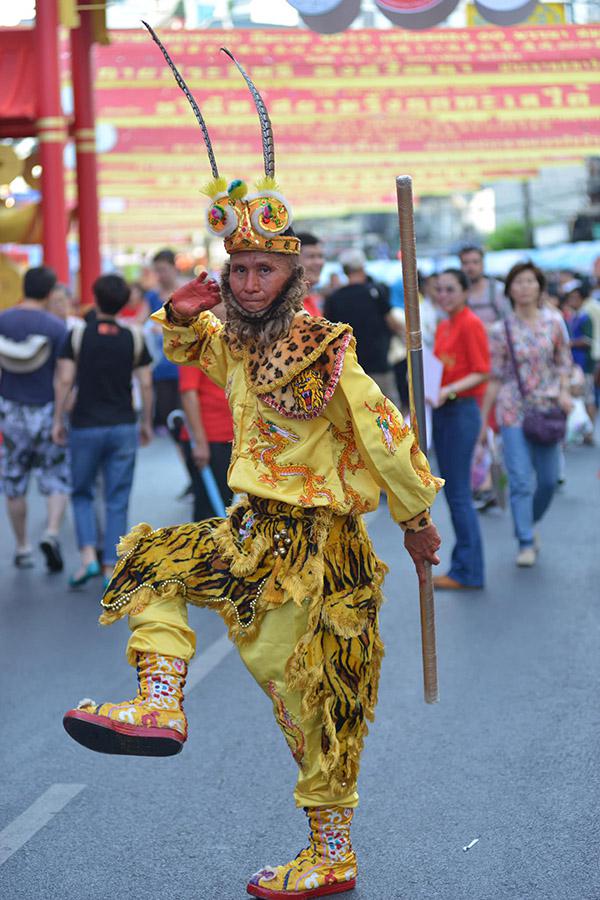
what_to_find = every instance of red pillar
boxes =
[71,10,101,307]
[34,0,69,282]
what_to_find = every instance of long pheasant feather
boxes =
[221,47,275,179]
[142,20,220,180]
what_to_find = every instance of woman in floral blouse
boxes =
[479,262,573,567]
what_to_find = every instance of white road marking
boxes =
[0,783,85,866]
[0,634,232,867]
[186,632,233,691]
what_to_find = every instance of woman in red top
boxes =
[117,282,151,324]
[178,365,234,521]
[432,268,490,590]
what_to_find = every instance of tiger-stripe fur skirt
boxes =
[99,496,387,805]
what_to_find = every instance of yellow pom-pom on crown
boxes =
[202,175,228,199]
[227,179,248,200]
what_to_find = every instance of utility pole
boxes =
[521,179,534,247]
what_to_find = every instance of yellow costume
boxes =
[96,309,441,808]
[151,306,439,522]
[63,28,443,900]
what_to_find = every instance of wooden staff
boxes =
[396,175,439,705]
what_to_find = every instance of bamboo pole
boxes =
[396,175,439,704]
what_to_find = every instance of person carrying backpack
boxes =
[52,274,154,587]
[0,266,70,571]
[459,245,511,328]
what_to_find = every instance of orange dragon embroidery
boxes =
[331,418,370,514]
[248,416,334,506]
[364,398,409,455]
[267,680,306,770]
[167,326,217,371]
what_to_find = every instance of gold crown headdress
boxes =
[142,23,300,256]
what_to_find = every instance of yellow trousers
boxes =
[128,593,357,807]
[101,497,387,810]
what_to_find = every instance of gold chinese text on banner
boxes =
[92,25,600,245]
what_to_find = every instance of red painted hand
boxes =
[171,272,222,319]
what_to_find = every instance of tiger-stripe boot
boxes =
[247,807,357,899]
[63,652,187,757]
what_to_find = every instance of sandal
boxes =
[14,550,34,569]
[69,561,101,588]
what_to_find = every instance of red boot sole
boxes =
[63,709,185,757]
[247,879,356,899]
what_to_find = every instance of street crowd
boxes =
[0,238,598,591]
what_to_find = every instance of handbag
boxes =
[0,333,51,374]
[504,320,566,445]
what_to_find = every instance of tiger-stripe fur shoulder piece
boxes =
[230,314,354,420]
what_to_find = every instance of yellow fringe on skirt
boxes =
[99,496,388,796]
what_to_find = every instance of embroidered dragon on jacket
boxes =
[248,416,334,506]
[331,417,370,515]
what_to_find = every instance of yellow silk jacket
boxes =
[152,307,442,528]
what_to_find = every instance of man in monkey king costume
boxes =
[63,28,443,900]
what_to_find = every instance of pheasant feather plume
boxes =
[221,47,275,179]
[142,20,220,180]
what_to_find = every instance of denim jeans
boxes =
[500,425,560,548]
[69,424,138,565]
[433,398,484,587]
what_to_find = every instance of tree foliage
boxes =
[486,221,531,250]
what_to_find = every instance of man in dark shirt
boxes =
[53,274,154,587]
[0,266,70,570]
[324,248,401,404]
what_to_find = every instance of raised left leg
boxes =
[63,507,272,756]
[63,583,196,756]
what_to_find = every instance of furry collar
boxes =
[231,311,354,419]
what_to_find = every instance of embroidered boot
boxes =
[247,807,357,899]
[63,652,187,756]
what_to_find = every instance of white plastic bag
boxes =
[566,397,594,444]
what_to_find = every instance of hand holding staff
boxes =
[396,175,440,705]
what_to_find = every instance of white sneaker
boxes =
[516,547,536,567]
[533,532,541,552]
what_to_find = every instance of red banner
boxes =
[0,30,36,123]
[91,25,600,245]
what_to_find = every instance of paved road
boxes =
[1,436,598,900]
